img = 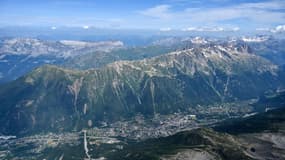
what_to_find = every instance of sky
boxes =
[0,0,285,32]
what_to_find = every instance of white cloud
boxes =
[182,27,233,32]
[160,27,172,31]
[83,25,89,29]
[210,27,224,32]
[237,1,285,10]
[139,5,172,19]
[275,25,285,31]
[181,27,197,31]
[181,26,239,32]
[139,1,285,27]
[232,27,240,32]
[51,26,57,30]
[255,25,285,33]
[256,28,270,31]
[184,1,285,24]
[271,25,285,33]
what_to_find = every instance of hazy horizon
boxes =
[1,0,285,34]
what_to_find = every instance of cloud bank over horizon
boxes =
[0,0,285,32]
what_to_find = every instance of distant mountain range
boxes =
[0,38,124,83]
[0,38,123,58]
[0,42,284,135]
[246,38,285,66]
[1,36,285,84]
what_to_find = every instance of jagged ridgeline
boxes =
[0,43,284,135]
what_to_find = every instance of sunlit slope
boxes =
[0,43,284,135]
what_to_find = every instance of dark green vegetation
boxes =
[8,93,285,160]
[214,91,285,134]
[99,93,285,160]
[0,43,285,136]
[0,54,64,83]
[30,128,255,160]
[104,128,253,160]
[215,107,285,134]
[0,36,284,160]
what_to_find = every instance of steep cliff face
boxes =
[0,43,284,135]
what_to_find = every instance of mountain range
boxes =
[1,36,285,84]
[0,38,124,83]
[0,42,284,135]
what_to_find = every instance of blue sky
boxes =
[0,0,285,32]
